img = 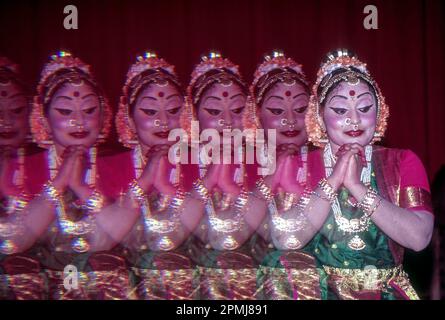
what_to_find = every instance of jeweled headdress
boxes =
[116,51,181,148]
[243,50,309,131]
[306,48,389,147]
[181,51,247,137]
[30,50,112,148]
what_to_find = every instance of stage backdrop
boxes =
[1,0,444,180]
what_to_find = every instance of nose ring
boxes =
[68,119,77,127]
[344,118,352,126]
[218,119,225,127]
[280,118,288,126]
[154,119,161,127]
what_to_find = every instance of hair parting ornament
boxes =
[116,51,181,148]
[30,50,112,148]
[305,48,389,147]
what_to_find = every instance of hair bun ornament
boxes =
[40,50,92,85]
[323,48,357,64]
[201,50,222,62]
[318,48,369,82]
[190,50,241,87]
[264,49,285,61]
[125,51,177,86]
[252,49,306,89]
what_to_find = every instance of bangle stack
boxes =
[357,187,382,218]
[193,179,210,202]
[169,188,186,214]
[128,179,149,206]
[234,188,249,214]
[255,178,273,202]
[317,178,337,203]
[83,190,105,214]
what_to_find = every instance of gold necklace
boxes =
[323,143,373,250]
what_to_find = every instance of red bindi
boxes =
[285,90,291,97]
[0,91,7,97]
[73,91,80,97]
[158,91,165,98]
[349,90,356,97]
[222,91,229,98]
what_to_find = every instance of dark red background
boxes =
[1,0,444,180]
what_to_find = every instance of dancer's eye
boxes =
[167,107,181,115]
[231,106,245,114]
[295,106,308,114]
[267,108,284,115]
[330,107,347,115]
[11,106,26,115]
[358,105,373,113]
[55,108,73,116]
[83,106,98,115]
[140,108,157,116]
[204,108,222,116]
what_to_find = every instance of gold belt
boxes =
[258,265,321,300]
[322,265,419,300]
[45,269,136,300]
[197,266,257,300]
[132,267,198,300]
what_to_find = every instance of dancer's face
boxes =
[197,82,246,133]
[131,82,183,147]
[322,80,377,148]
[259,81,309,147]
[0,82,29,147]
[46,81,101,149]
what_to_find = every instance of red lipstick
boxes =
[154,131,170,139]
[345,130,364,137]
[281,130,300,137]
[69,131,90,139]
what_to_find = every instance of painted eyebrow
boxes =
[265,95,284,103]
[54,95,73,101]
[81,93,97,100]
[293,93,309,99]
[230,93,244,100]
[202,96,221,103]
[357,92,373,99]
[140,96,157,102]
[166,93,181,100]
[328,95,347,103]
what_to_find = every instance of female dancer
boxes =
[244,50,321,299]
[290,49,434,299]
[0,57,46,299]
[115,52,202,299]
[17,51,138,299]
[181,52,266,299]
